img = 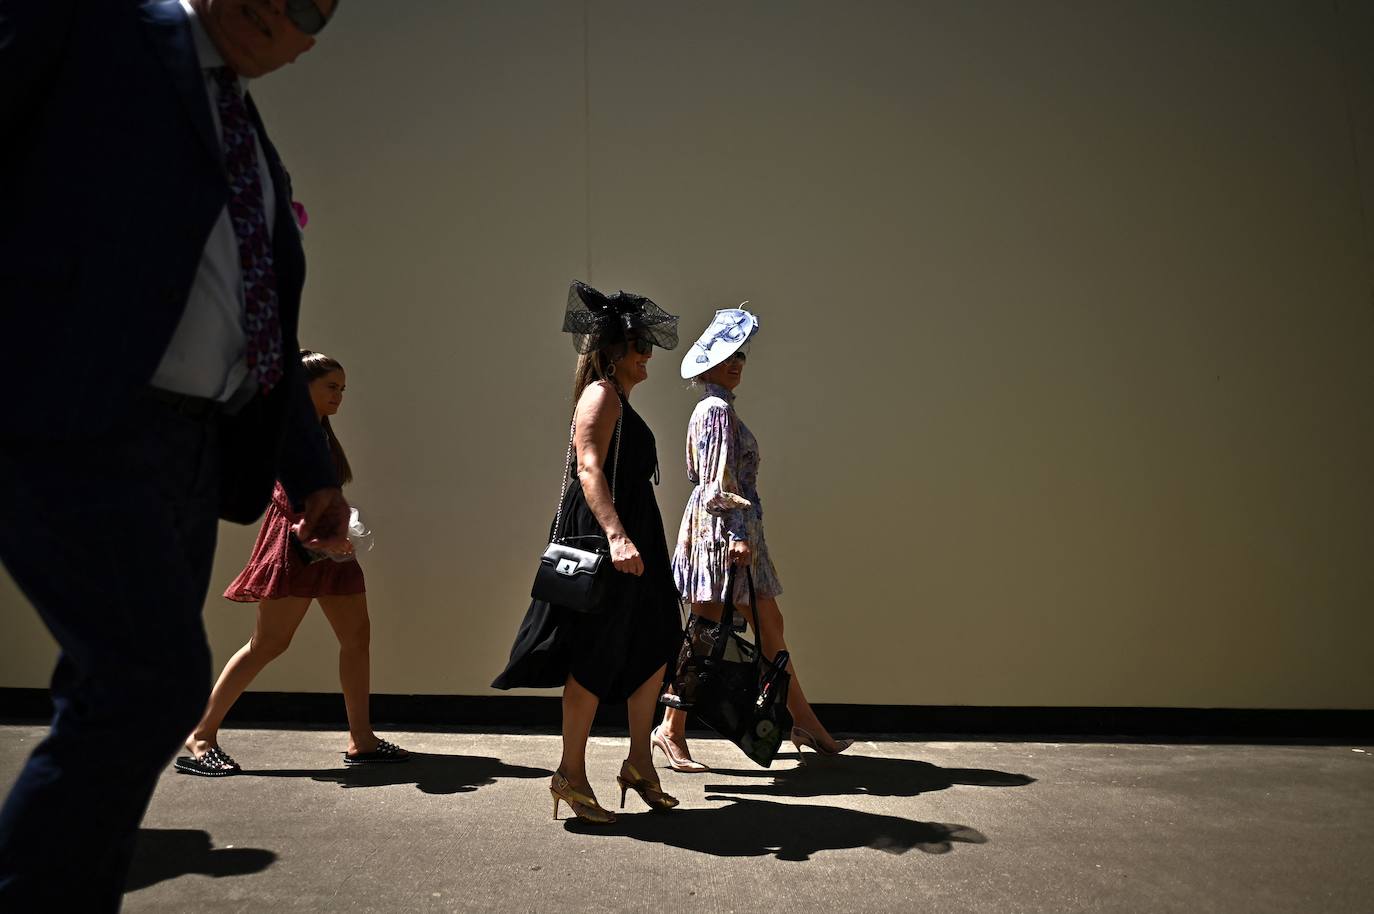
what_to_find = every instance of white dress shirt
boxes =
[149,0,277,401]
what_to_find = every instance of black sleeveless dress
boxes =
[492,390,682,702]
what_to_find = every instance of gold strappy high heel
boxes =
[551,772,616,824]
[616,761,679,812]
[791,726,854,760]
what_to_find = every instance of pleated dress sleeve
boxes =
[696,402,752,543]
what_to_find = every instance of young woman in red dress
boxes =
[175,350,408,775]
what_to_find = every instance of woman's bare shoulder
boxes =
[575,380,623,426]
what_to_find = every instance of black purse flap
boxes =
[540,542,605,577]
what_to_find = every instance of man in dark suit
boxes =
[0,0,345,907]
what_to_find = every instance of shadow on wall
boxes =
[124,828,276,893]
[243,751,552,794]
[704,751,1036,798]
[569,794,987,861]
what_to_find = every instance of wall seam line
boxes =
[1331,0,1374,307]
[583,0,593,284]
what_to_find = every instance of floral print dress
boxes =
[672,383,782,604]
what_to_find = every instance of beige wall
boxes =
[4,1,1372,708]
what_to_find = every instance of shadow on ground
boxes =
[243,752,551,794]
[704,752,1035,798]
[124,828,276,892]
[568,795,986,861]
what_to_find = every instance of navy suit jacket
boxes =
[0,0,335,523]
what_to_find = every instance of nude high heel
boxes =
[650,724,709,773]
[616,761,679,812]
[791,726,853,760]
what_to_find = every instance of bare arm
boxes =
[574,381,642,575]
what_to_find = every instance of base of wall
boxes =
[1,688,1370,742]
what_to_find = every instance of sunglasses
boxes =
[285,0,338,36]
[627,338,654,356]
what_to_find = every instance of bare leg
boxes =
[658,705,691,757]
[626,664,667,776]
[559,674,600,796]
[186,596,313,755]
[318,592,376,755]
[751,595,845,752]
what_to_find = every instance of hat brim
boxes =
[680,308,758,379]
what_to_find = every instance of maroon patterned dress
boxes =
[223,482,365,602]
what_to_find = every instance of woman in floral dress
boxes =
[654,308,852,772]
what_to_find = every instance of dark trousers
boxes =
[0,397,222,912]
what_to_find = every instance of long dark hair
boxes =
[300,349,353,485]
[570,343,627,414]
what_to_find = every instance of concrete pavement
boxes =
[1,726,1371,913]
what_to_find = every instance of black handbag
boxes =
[530,411,621,613]
[660,566,794,767]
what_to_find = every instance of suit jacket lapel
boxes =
[138,0,221,167]
[245,93,306,317]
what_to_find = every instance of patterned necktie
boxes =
[212,67,284,394]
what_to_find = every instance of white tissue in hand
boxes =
[327,505,374,562]
[346,506,374,553]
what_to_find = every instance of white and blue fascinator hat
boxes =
[680,305,758,379]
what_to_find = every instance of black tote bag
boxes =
[660,566,794,767]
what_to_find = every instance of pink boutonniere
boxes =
[291,201,309,229]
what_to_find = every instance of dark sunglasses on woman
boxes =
[285,0,338,36]
[627,337,654,355]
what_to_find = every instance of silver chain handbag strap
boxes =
[551,396,623,544]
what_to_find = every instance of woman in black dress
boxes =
[493,281,683,824]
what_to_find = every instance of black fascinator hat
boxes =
[562,280,679,354]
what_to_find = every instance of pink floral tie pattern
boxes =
[212,67,284,393]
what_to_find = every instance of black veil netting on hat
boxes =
[562,280,679,354]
